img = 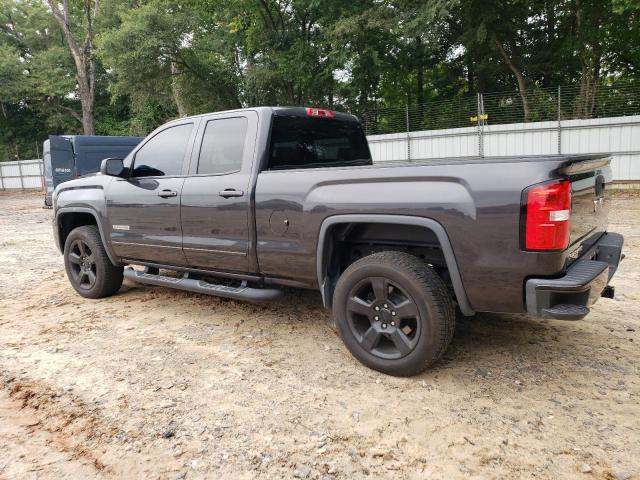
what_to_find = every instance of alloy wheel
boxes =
[345,276,422,360]
[68,239,97,290]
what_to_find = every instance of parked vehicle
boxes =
[43,135,143,206]
[51,107,624,376]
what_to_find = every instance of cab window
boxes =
[197,117,248,175]
[132,123,193,177]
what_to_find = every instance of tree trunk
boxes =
[466,55,475,93]
[0,102,20,159]
[495,38,530,122]
[415,37,424,130]
[574,0,602,119]
[46,0,97,135]
[77,73,95,134]
[576,57,600,118]
[170,61,187,117]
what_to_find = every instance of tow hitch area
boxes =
[601,285,615,299]
[526,232,624,321]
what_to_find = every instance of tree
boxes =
[494,37,530,121]
[2,0,640,159]
[571,0,640,118]
[0,0,80,158]
[97,0,245,133]
[573,0,604,118]
[388,0,460,127]
[46,0,99,134]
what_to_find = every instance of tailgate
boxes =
[561,156,612,254]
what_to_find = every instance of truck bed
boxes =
[255,153,612,313]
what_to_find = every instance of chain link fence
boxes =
[357,82,640,136]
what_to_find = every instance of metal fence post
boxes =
[481,93,486,156]
[557,85,562,154]
[0,162,4,190]
[477,93,485,158]
[405,104,411,161]
[17,160,24,189]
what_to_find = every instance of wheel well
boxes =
[58,212,98,248]
[322,222,451,305]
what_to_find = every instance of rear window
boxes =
[268,116,371,170]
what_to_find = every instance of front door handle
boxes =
[158,189,178,198]
[218,188,244,198]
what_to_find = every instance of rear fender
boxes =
[316,214,474,316]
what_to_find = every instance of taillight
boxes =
[306,107,334,119]
[523,180,571,251]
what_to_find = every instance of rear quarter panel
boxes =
[255,158,573,313]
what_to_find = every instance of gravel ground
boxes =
[0,190,638,480]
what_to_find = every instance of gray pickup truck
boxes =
[52,107,624,376]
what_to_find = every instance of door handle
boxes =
[218,189,244,198]
[158,189,178,198]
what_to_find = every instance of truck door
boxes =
[49,136,75,189]
[106,121,196,266]
[180,111,258,272]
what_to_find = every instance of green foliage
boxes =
[0,0,639,159]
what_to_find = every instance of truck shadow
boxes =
[436,310,598,374]
[276,287,586,372]
[120,282,600,376]
[453,311,560,347]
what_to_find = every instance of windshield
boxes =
[268,115,372,170]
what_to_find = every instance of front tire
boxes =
[332,251,455,376]
[63,225,123,299]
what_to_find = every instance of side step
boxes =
[123,267,283,303]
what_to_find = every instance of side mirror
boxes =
[100,158,125,177]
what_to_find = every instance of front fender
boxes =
[54,207,121,266]
[53,177,119,266]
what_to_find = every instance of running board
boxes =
[123,267,283,303]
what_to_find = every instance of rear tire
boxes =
[332,251,455,376]
[63,225,123,299]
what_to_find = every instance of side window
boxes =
[132,123,193,177]
[197,117,248,175]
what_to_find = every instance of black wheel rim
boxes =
[345,276,421,360]
[68,239,97,290]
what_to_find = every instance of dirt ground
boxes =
[0,190,638,480]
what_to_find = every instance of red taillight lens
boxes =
[306,107,334,119]
[524,180,571,250]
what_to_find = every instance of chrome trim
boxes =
[112,241,182,250]
[183,246,247,256]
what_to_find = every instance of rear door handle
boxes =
[158,189,178,198]
[218,189,244,198]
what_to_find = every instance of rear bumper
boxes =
[525,232,624,320]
